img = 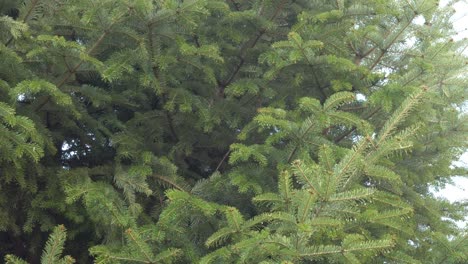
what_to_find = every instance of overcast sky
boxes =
[433,1,468,207]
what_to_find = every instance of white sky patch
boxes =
[433,175,468,228]
[453,151,468,168]
[451,1,468,41]
[430,2,468,227]
[434,176,468,203]
[356,93,366,101]
[413,15,425,26]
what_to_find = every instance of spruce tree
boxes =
[1,0,466,263]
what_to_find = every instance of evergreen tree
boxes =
[1,0,466,263]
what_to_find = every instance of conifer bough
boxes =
[0,0,466,263]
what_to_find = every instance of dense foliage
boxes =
[1,0,467,263]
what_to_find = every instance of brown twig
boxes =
[152,174,187,192]
[215,149,231,172]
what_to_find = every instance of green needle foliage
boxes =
[0,0,467,263]
[5,225,75,264]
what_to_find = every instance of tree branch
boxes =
[34,23,117,112]
[215,149,231,172]
[228,0,241,11]
[148,24,180,142]
[334,107,380,143]
[365,15,416,74]
[5,0,39,47]
[152,174,187,192]
[217,0,289,97]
